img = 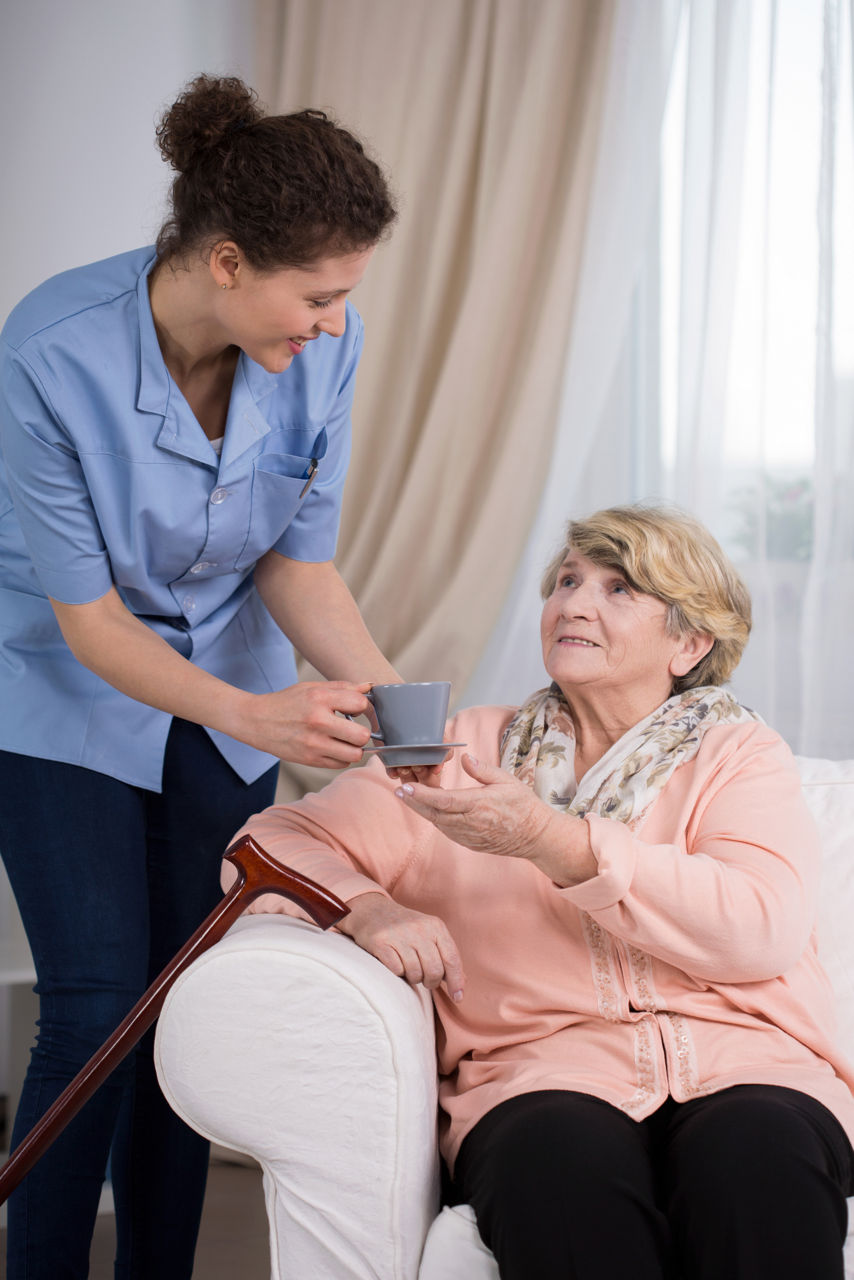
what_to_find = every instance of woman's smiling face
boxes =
[219,247,375,373]
[540,551,704,710]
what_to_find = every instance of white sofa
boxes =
[154,756,854,1279]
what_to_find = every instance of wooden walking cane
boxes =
[0,834,349,1206]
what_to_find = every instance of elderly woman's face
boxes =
[540,551,699,707]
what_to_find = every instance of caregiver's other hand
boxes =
[338,891,465,1002]
[394,754,597,886]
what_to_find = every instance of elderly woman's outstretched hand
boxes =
[395,754,551,857]
[395,754,598,887]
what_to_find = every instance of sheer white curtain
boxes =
[664,0,854,756]
[797,0,854,755]
[466,0,854,762]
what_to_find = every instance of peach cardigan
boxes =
[232,704,854,1169]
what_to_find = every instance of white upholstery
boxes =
[155,755,854,1278]
[155,918,440,1279]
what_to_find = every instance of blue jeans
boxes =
[0,720,278,1280]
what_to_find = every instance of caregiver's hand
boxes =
[243,681,374,767]
[394,754,598,887]
[338,891,465,1002]
[49,587,375,770]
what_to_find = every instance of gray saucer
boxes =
[362,741,467,767]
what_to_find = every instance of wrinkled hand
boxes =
[339,892,465,1002]
[394,754,559,862]
[244,681,373,767]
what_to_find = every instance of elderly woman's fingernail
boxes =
[395,784,414,798]
[453,990,464,1002]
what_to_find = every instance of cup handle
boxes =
[343,706,384,741]
[363,690,383,739]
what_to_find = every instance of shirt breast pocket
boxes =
[233,430,328,570]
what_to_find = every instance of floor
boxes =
[0,1154,271,1279]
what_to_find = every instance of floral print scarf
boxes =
[499,684,761,830]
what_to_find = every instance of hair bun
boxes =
[156,74,263,171]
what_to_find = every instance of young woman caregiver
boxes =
[0,75,400,1279]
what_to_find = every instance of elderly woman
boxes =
[229,505,854,1280]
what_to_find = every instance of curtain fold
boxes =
[463,0,684,707]
[672,0,752,515]
[258,0,614,694]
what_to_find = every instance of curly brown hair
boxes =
[155,74,397,269]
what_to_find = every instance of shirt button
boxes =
[210,487,228,505]
[190,561,214,574]
[184,595,197,613]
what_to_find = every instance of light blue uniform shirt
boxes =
[0,247,363,789]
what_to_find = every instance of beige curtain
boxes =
[254,0,614,792]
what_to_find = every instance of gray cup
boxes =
[367,682,450,746]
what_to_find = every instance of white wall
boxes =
[1,0,257,325]
[0,0,258,1098]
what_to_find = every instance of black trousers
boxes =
[452,1085,854,1280]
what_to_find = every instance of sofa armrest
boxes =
[154,914,440,1280]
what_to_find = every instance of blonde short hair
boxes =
[540,504,751,693]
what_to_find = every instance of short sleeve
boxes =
[0,342,114,602]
